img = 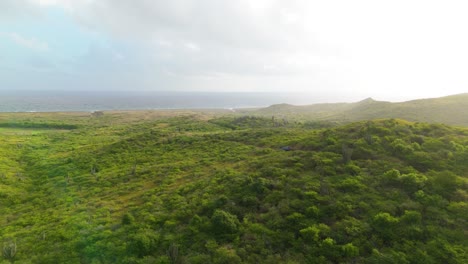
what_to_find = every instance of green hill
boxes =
[0,111,467,263]
[249,93,468,126]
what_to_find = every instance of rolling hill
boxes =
[248,93,468,126]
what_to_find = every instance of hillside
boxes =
[248,93,468,126]
[0,112,467,263]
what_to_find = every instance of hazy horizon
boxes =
[0,89,464,103]
[0,90,465,113]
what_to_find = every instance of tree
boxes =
[122,212,135,225]
[372,212,399,241]
[3,240,17,264]
[128,230,159,257]
[342,243,359,258]
[211,210,240,238]
[366,249,410,264]
[399,173,427,193]
[342,144,354,164]
[430,171,458,198]
[213,247,242,264]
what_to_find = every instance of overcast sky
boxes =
[1,0,467,101]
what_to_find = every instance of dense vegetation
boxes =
[0,111,467,263]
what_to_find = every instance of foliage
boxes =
[0,112,467,263]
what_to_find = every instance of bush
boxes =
[211,210,240,236]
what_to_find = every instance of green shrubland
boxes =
[0,112,466,263]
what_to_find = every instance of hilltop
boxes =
[247,93,468,126]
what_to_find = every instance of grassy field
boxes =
[0,110,467,263]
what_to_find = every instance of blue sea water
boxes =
[0,90,349,112]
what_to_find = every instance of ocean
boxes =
[0,90,356,112]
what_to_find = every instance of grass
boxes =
[0,110,466,263]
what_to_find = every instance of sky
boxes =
[1,0,467,101]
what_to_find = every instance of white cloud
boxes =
[30,0,89,9]
[33,0,61,5]
[184,42,200,52]
[2,0,468,99]
[2,32,49,52]
[0,0,38,19]
[61,1,327,78]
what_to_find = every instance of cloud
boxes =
[0,0,43,20]
[2,0,468,99]
[1,0,344,92]
[54,0,326,77]
[4,32,49,52]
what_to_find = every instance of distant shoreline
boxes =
[0,91,464,113]
[0,91,312,113]
[0,107,261,114]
